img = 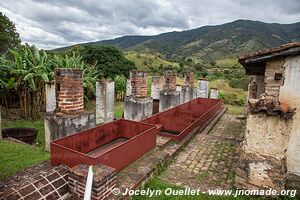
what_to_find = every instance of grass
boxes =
[215,58,240,69]
[85,100,124,119]
[226,105,246,115]
[0,140,49,179]
[132,178,263,200]
[2,117,46,149]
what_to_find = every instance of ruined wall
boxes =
[236,57,298,191]
[279,56,300,187]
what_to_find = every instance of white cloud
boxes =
[0,0,299,49]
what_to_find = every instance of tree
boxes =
[0,12,21,55]
[82,45,136,79]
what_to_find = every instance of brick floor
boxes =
[160,114,246,191]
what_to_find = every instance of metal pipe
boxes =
[84,165,93,200]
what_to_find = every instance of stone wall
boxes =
[55,68,84,115]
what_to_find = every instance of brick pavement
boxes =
[160,114,246,191]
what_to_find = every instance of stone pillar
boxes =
[151,76,162,100]
[124,70,153,121]
[126,78,132,97]
[45,68,95,151]
[151,76,162,114]
[159,70,180,111]
[96,80,115,124]
[69,164,116,200]
[197,79,209,98]
[210,88,219,99]
[45,82,56,112]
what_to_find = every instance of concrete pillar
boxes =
[151,76,162,115]
[124,70,153,121]
[45,82,56,112]
[176,85,184,104]
[210,88,219,99]
[197,79,209,98]
[96,80,115,124]
[181,86,194,103]
[126,79,132,96]
[159,91,180,111]
[159,69,180,111]
[151,76,162,100]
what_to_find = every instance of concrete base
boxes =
[124,96,153,121]
[45,111,95,151]
[180,86,194,104]
[159,90,180,112]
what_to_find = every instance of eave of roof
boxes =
[238,42,300,66]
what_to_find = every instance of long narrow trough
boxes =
[142,98,223,141]
[50,98,223,171]
[51,119,157,171]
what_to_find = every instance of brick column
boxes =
[55,68,84,115]
[124,70,153,121]
[163,69,176,91]
[69,164,116,200]
[96,80,115,124]
[130,70,147,97]
[184,71,194,88]
[45,68,95,151]
[181,71,195,103]
[159,69,180,111]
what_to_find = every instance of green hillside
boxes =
[55,20,300,62]
[124,52,179,70]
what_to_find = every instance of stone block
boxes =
[45,111,95,151]
[124,96,153,121]
[159,90,180,112]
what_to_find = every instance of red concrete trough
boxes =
[50,119,157,171]
[142,98,223,141]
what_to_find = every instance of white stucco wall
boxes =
[279,55,300,175]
